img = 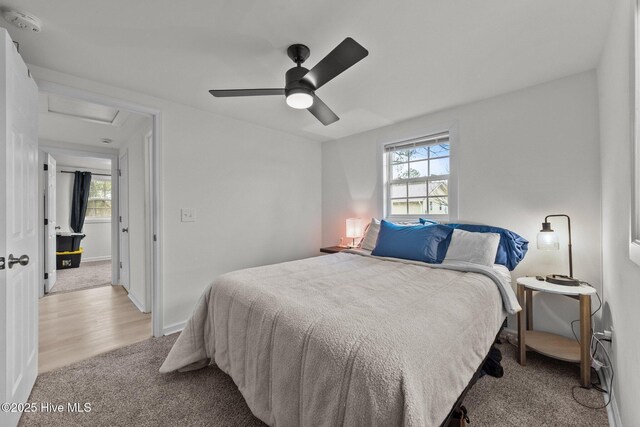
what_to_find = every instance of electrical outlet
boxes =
[181,208,196,222]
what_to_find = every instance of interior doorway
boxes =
[118,152,130,292]
[43,153,114,295]
[36,88,159,372]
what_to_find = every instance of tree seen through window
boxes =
[86,177,112,218]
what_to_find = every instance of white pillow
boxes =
[359,218,380,251]
[443,229,500,267]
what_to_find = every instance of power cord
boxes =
[571,335,614,409]
[567,282,614,409]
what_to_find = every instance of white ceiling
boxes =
[38,92,151,148]
[3,0,613,142]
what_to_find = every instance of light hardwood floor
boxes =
[39,285,151,373]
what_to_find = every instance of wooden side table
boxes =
[319,246,349,254]
[516,276,597,388]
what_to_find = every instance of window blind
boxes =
[384,132,449,152]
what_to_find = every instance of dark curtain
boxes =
[70,171,92,233]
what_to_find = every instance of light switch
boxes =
[181,208,196,222]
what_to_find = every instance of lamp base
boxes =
[545,274,581,286]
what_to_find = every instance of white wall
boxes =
[79,222,111,262]
[159,107,322,328]
[119,120,152,311]
[597,0,640,424]
[30,65,322,331]
[322,71,602,337]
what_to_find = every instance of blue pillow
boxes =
[419,220,529,270]
[372,220,453,263]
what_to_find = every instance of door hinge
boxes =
[119,261,123,269]
[153,234,157,242]
[119,216,122,223]
[44,218,48,226]
[118,169,122,177]
[0,257,5,270]
[44,272,48,280]
[43,164,48,171]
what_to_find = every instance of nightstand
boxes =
[319,246,349,254]
[516,276,596,387]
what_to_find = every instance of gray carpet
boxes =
[48,260,112,295]
[20,336,608,427]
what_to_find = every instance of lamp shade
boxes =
[537,221,559,250]
[346,218,364,239]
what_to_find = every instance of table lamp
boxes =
[537,214,580,286]
[346,218,364,248]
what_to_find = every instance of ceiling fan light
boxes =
[286,90,313,109]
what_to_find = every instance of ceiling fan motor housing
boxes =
[284,66,314,98]
[286,44,310,65]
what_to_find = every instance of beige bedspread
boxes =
[160,251,518,426]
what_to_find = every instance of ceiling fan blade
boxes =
[302,37,368,90]
[209,88,285,97]
[308,95,339,126]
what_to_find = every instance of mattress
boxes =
[160,251,520,426]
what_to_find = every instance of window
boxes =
[385,133,450,219]
[86,175,112,218]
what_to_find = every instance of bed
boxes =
[160,248,521,426]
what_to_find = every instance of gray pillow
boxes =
[359,218,380,251]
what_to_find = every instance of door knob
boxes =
[8,254,29,269]
[122,228,129,233]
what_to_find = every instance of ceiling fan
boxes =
[209,37,368,126]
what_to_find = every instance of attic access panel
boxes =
[46,94,127,126]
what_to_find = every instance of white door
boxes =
[44,154,57,292]
[0,30,39,427]
[119,153,130,290]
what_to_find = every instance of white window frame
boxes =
[85,174,112,223]
[632,0,640,266]
[383,132,452,222]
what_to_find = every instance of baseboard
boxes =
[81,256,111,263]
[599,368,622,427]
[163,321,186,336]
[127,291,147,313]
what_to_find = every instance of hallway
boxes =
[39,285,151,373]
